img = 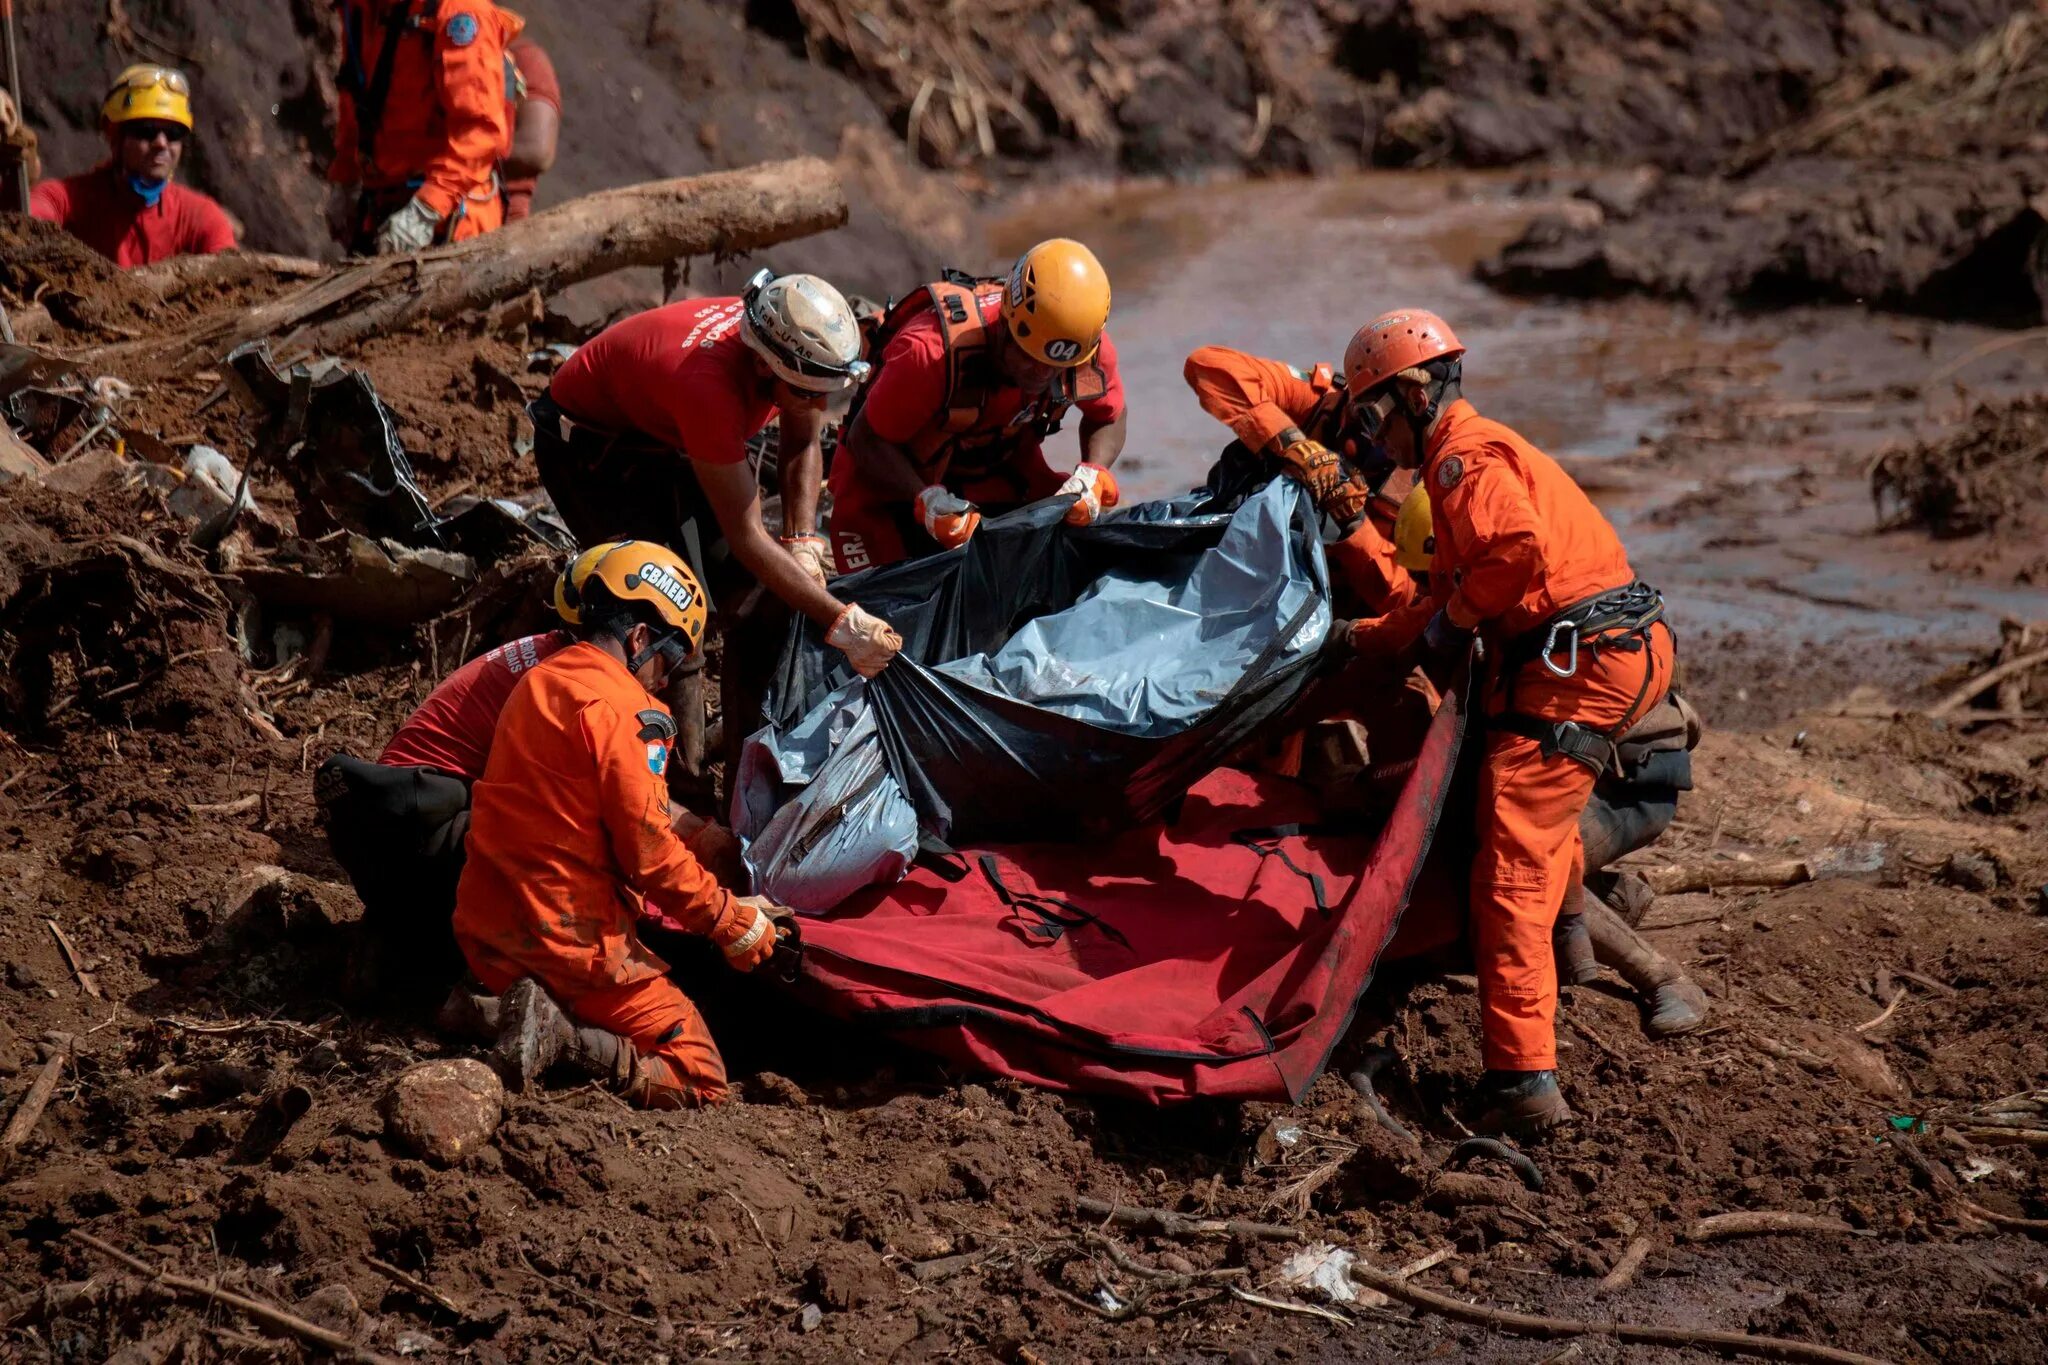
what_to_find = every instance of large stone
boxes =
[381,1059,504,1167]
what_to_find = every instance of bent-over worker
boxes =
[831,239,1127,573]
[30,66,237,267]
[1327,310,1678,1137]
[451,541,790,1107]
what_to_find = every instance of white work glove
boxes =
[780,533,834,588]
[1057,462,1121,526]
[915,484,981,551]
[373,196,441,255]
[826,602,903,678]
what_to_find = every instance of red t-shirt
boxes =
[547,297,772,465]
[380,631,572,781]
[862,290,1126,448]
[502,35,560,222]
[29,169,237,268]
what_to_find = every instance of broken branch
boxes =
[47,918,102,998]
[1681,1211,1856,1242]
[68,1230,403,1364]
[1,1043,70,1161]
[1598,1235,1656,1293]
[1073,1196,1306,1244]
[1926,645,2048,718]
[1347,1260,1889,1365]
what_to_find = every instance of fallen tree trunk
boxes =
[134,158,846,376]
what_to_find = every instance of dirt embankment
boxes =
[1872,395,2048,585]
[1484,12,2048,324]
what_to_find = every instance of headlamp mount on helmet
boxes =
[740,268,871,391]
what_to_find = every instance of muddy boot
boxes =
[492,978,576,1093]
[1473,1070,1573,1138]
[1587,867,1657,927]
[434,978,502,1042]
[1584,901,1708,1039]
[1552,913,1601,987]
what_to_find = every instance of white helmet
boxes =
[739,269,870,392]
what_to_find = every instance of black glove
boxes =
[1320,618,1357,671]
[1417,609,1473,687]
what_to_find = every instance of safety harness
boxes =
[852,269,1110,489]
[341,0,438,172]
[1491,580,1670,777]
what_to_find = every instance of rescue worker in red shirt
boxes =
[329,0,518,255]
[831,238,1128,574]
[1317,309,1677,1137]
[500,28,559,222]
[451,541,791,1108]
[535,271,902,776]
[317,553,741,1000]
[29,66,237,267]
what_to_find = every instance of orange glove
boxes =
[1323,473,1374,531]
[1057,463,1120,526]
[915,485,981,550]
[719,896,788,973]
[1275,437,1346,508]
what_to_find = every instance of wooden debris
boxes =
[1681,1211,1857,1243]
[1348,1259,1889,1365]
[46,918,101,999]
[1598,1235,1656,1293]
[68,1230,404,1364]
[1074,1196,1306,1244]
[364,1254,473,1320]
[1927,644,2048,719]
[1,1043,70,1162]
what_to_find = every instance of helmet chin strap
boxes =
[624,628,690,677]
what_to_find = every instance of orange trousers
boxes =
[569,974,728,1108]
[1474,621,1674,1071]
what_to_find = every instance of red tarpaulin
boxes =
[792,686,1470,1103]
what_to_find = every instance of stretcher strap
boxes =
[977,855,1129,949]
[1229,824,1335,918]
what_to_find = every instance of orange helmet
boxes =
[1342,309,1464,395]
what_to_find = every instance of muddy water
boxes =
[989,175,2046,670]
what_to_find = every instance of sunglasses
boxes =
[122,122,189,144]
[111,65,190,97]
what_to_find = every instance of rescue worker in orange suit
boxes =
[30,66,237,267]
[1308,309,1677,1137]
[500,27,559,222]
[449,541,792,1108]
[329,0,518,255]
[317,569,742,1002]
[534,270,903,777]
[832,238,1128,574]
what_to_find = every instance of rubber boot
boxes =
[1552,914,1601,987]
[491,978,647,1098]
[1474,1070,1573,1138]
[1586,867,1656,928]
[1584,900,1708,1039]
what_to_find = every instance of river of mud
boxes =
[992,175,2047,711]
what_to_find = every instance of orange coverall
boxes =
[1354,400,1674,1072]
[1182,346,1413,613]
[452,642,753,1104]
[330,0,518,241]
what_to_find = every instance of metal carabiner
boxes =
[1540,621,1580,679]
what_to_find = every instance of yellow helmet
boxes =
[554,540,709,656]
[1393,486,1435,572]
[1000,238,1111,368]
[102,65,194,131]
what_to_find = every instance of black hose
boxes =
[1446,1136,1544,1192]
[1345,1045,1418,1145]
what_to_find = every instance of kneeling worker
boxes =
[452,542,790,1107]
[831,239,1127,573]
[1334,310,1677,1137]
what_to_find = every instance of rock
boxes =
[807,1244,895,1312]
[1936,851,2000,893]
[798,1303,824,1333]
[381,1059,504,1167]
[745,1071,811,1107]
[5,961,40,991]
[296,1283,365,1338]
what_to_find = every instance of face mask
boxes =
[126,172,167,206]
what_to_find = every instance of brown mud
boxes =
[4,3,2048,1361]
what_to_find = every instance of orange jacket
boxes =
[452,642,747,1000]
[1355,400,1637,655]
[330,0,519,219]
[1183,344,1414,616]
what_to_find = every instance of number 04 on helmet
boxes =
[1001,238,1112,368]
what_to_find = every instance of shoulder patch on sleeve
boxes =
[445,11,479,45]
[636,709,678,743]
[1436,455,1465,490]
